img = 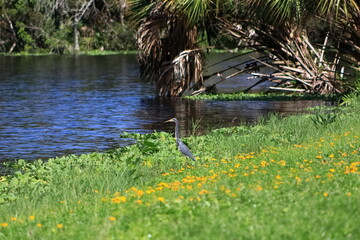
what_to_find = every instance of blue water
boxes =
[0,54,329,162]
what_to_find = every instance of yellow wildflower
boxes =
[323,192,329,197]
[108,216,116,221]
[327,173,334,178]
[111,196,127,204]
[344,162,360,174]
[146,189,155,194]
[56,224,63,228]
[28,216,35,220]
[0,223,9,227]
[198,189,210,195]
[260,161,269,167]
[278,160,287,166]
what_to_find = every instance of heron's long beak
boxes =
[164,118,175,123]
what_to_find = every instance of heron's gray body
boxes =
[165,118,196,161]
[177,139,196,161]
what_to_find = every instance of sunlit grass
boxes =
[0,101,359,239]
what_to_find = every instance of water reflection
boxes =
[138,98,331,137]
[0,54,330,162]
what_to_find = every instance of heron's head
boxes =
[164,118,177,123]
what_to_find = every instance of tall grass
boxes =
[0,98,359,239]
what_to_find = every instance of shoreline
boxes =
[0,97,359,238]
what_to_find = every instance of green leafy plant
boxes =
[310,111,338,126]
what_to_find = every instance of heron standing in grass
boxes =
[164,118,196,161]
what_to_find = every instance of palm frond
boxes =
[175,0,211,26]
[245,0,308,25]
[317,0,359,17]
[128,0,156,27]
[133,0,205,96]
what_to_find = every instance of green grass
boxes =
[186,92,337,101]
[0,50,137,57]
[0,101,359,239]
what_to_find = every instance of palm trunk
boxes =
[136,2,204,96]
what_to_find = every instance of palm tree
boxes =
[129,0,239,96]
[317,0,360,70]
[130,0,359,96]
[221,0,357,94]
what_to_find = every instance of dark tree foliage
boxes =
[0,0,135,53]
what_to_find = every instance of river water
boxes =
[0,54,330,162]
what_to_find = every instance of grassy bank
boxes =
[0,100,359,239]
[185,92,336,101]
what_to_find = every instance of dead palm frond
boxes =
[130,0,204,96]
[317,0,360,69]
[216,0,359,94]
[220,17,346,94]
[157,49,204,96]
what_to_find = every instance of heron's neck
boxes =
[174,122,180,144]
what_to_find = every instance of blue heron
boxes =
[164,118,196,161]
